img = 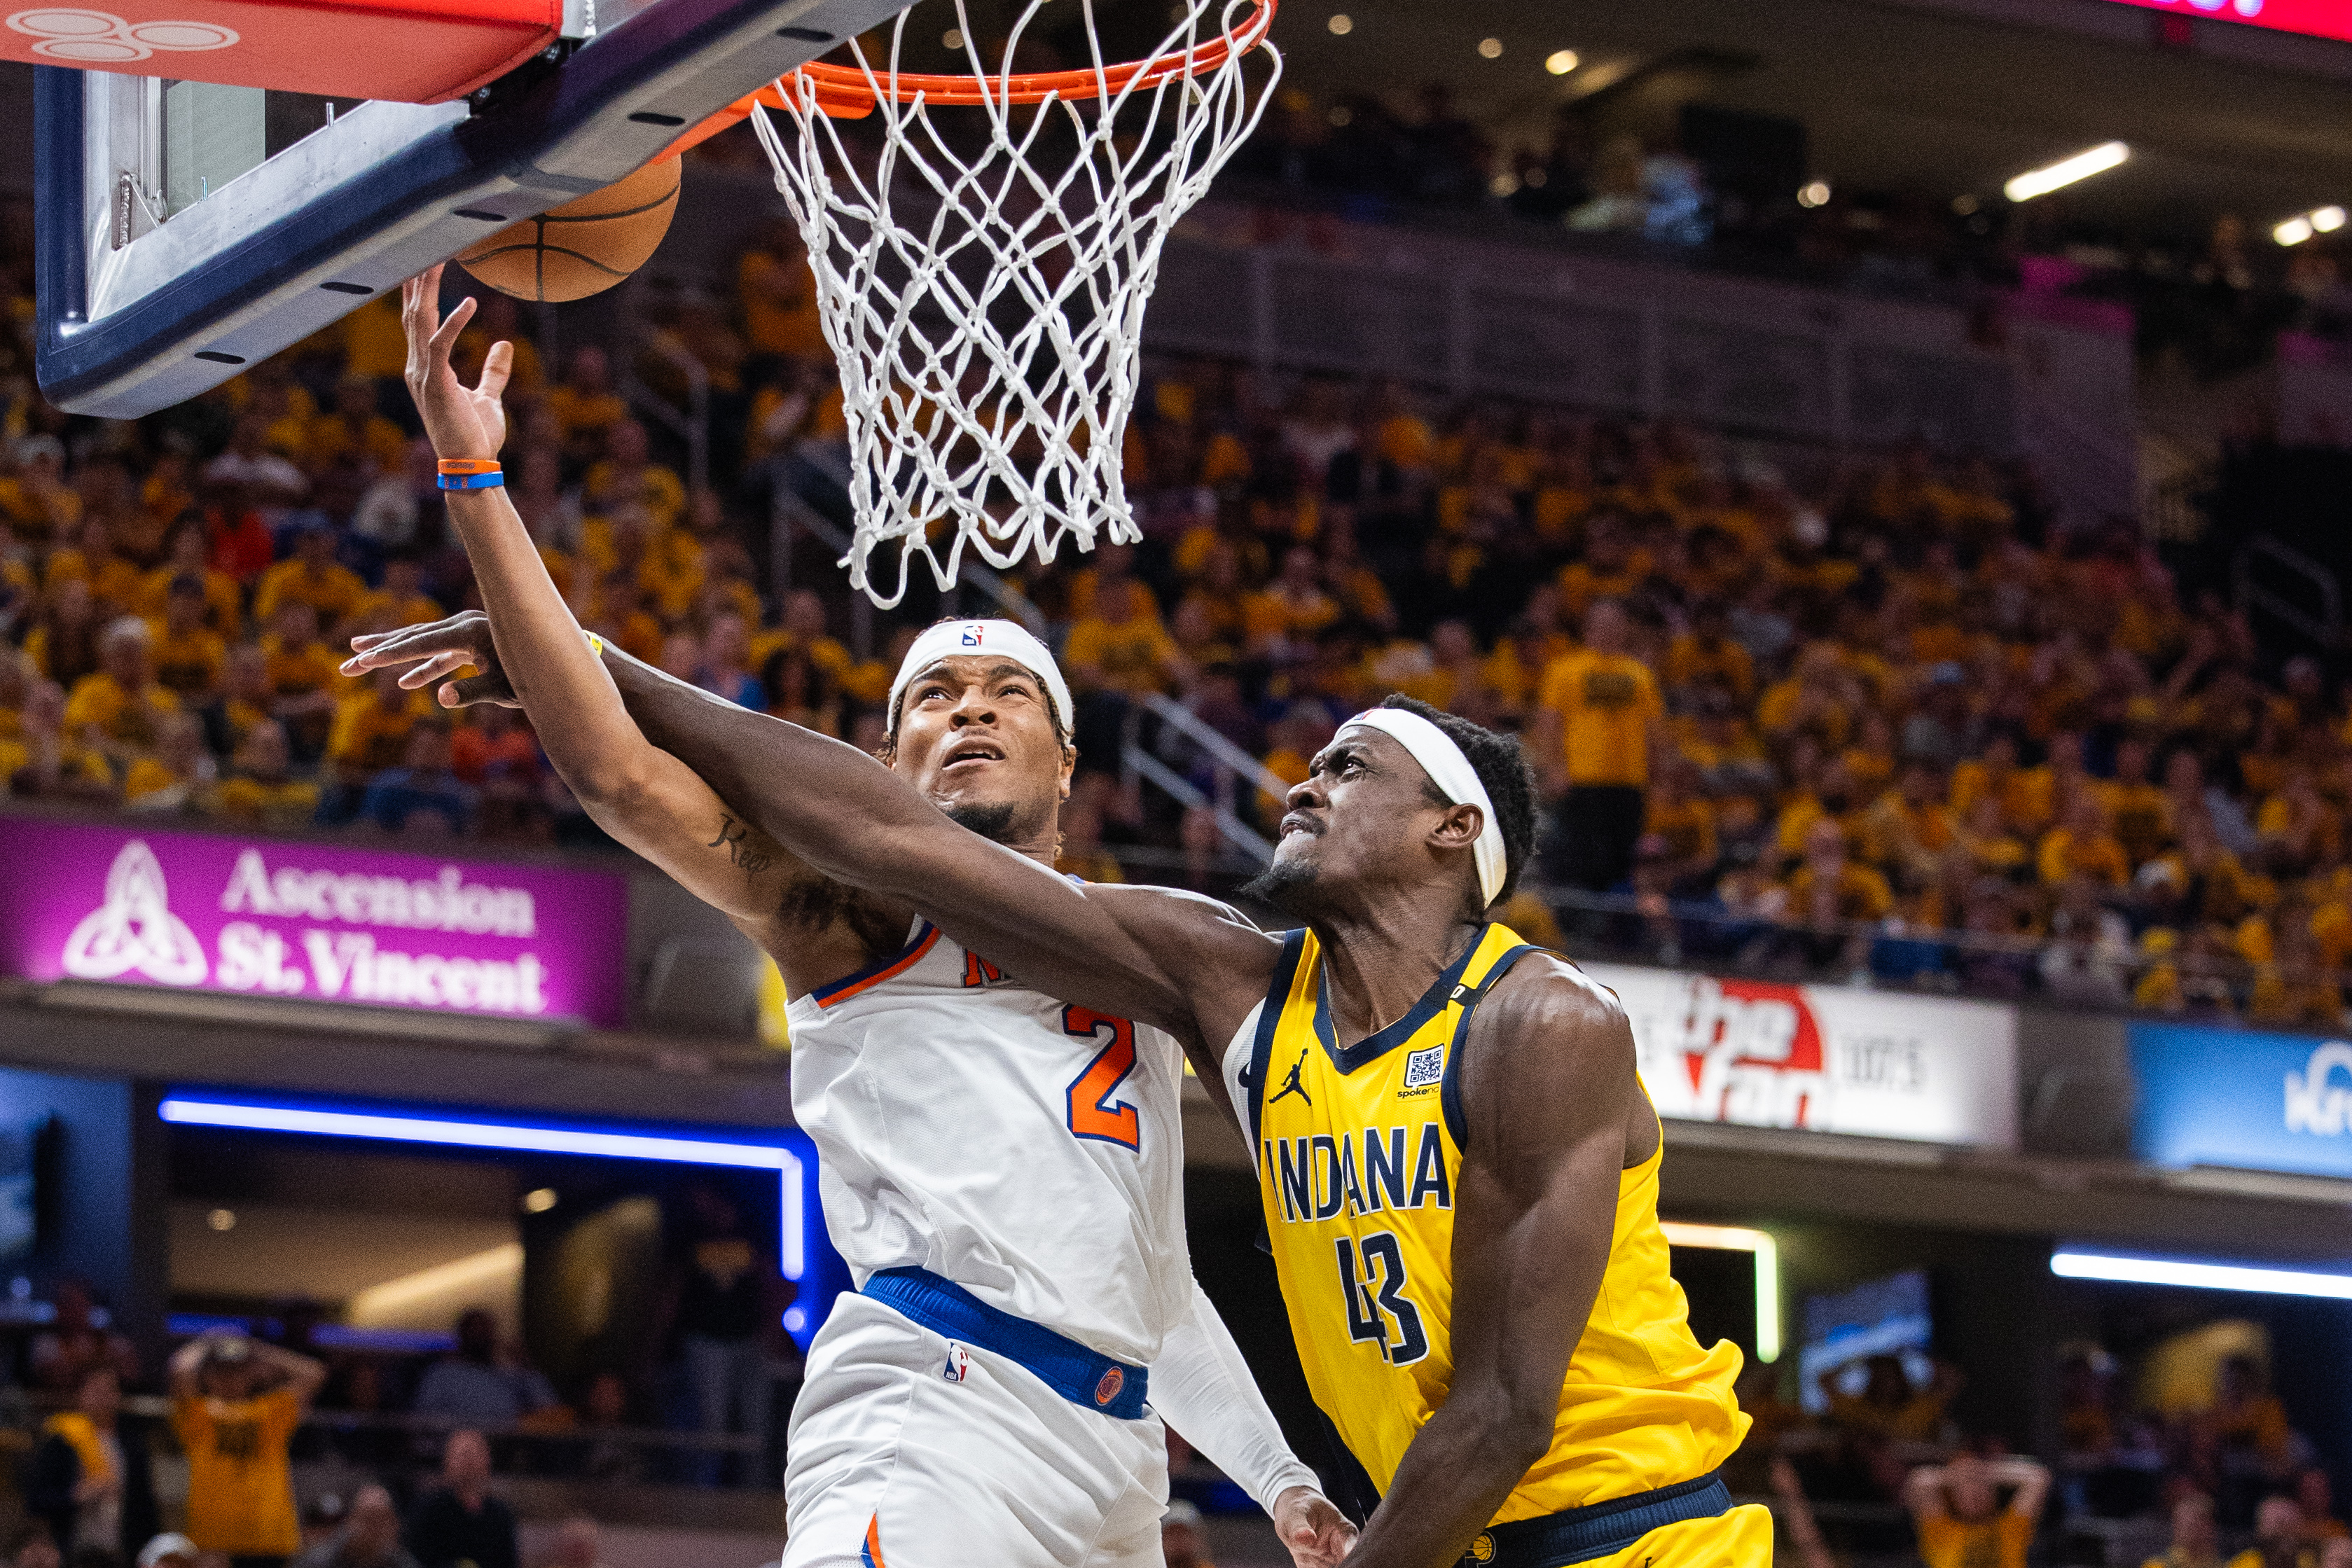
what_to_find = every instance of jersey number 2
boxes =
[1337,1231,1430,1366]
[1063,1006,1141,1150]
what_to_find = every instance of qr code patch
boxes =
[1404,1045,1445,1089]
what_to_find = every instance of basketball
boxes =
[455,156,680,303]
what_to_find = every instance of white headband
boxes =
[888,620,1074,741]
[1341,707,1507,909]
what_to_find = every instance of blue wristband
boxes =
[438,470,506,490]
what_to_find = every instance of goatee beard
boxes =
[946,801,1021,843]
[1240,858,1320,914]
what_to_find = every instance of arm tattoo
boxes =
[707,814,775,875]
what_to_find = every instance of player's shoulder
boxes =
[1481,949,1632,1043]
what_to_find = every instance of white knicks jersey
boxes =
[784,917,1193,1367]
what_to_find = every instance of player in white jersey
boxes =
[353,269,1357,1568]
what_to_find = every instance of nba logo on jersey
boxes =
[941,1345,971,1384]
[960,625,985,646]
[1404,1044,1445,1090]
[1093,1366,1124,1406]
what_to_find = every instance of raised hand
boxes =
[402,264,512,462]
[343,611,519,708]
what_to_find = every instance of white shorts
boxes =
[782,1292,1170,1568]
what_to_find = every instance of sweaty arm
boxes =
[1345,959,1642,1568]
[364,271,826,959]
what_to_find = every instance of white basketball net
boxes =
[748,1,1280,608]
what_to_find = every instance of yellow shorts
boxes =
[1593,1503,1776,1567]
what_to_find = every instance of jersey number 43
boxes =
[1337,1230,1430,1365]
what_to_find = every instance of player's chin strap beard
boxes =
[946,800,1021,843]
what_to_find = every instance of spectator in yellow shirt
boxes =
[1065,580,1184,697]
[149,577,229,701]
[255,527,367,630]
[547,345,628,463]
[1663,599,1755,701]
[328,668,429,781]
[737,221,829,359]
[1530,599,1665,891]
[44,516,141,614]
[64,618,179,759]
[583,421,686,532]
[169,1332,324,1568]
[2228,1496,2319,1568]
[2038,795,2132,887]
[123,711,215,812]
[1904,1453,2048,1568]
[206,721,320,831]
[353,557,445,630]
[1783,816,1894,925]
[139,525,244,639]
[304,378,408,477]
[259,604,342,757]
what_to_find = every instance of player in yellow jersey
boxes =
[362,422,1759,1560]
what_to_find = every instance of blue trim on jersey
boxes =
[1245,930,1307,1146]
[1437,943,1540,1149]
[862,1266,1149,1420]
[808,921,936,1005]
[1314,924,1489,1075]
[1469,1469,1733,1567]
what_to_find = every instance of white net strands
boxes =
[747,0,1280,607]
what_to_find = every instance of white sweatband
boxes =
[887,619,1074,740]
[1342,706,1507,908]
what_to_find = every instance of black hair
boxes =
[1376,694,1538,908]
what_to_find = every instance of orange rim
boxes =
[662,0,1272,151]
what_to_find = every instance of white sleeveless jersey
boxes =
[784,917,1193,1366]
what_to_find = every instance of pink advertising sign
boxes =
[0,817,626,1027]
[2098,0,2352,45]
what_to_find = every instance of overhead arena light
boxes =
[2052,1251,2352,1300]
[1663,1221,1780,1363]
[2276,204,2346,245]
[2004,141,2129,202]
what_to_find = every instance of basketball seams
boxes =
[453,157,679,304]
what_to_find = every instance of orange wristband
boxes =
[438,459,501,474]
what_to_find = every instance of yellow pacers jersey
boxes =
[1236,922,1748,1522]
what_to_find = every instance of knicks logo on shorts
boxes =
[1093,1366,1124,1406]
[941,1345,970,1384]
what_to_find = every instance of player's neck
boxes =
[1308,901,1483,1045]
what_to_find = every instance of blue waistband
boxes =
[860,1266,1150,1422]
[1462,1471,1733,1568]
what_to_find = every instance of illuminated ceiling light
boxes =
[1488,172,1519,198]
[1662,1221,1780,1363]
[1326,12,1351,34]
[1544,48,1578,74]
[2316,205,2347,232]
[1477,36,1503,58]
[1952,194,1980,216]
[207,1207,235,1232]
[2003,141,2129,202]
[1797,180,1831,209]
[523,1187,558,1214]
[941,27,962,49]
[160,1095,808,1281]
[2052,1251,2352,1300]
[2278,216,2316,246]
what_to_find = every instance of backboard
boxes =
[35,0,909,417]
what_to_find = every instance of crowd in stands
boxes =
[0,117,2344,1025]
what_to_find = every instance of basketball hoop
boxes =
[742,0,1280,608]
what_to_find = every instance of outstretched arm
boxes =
[368,270,859,967]
[1343,960,1641,1568]
[1153,1280,1356,1568]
